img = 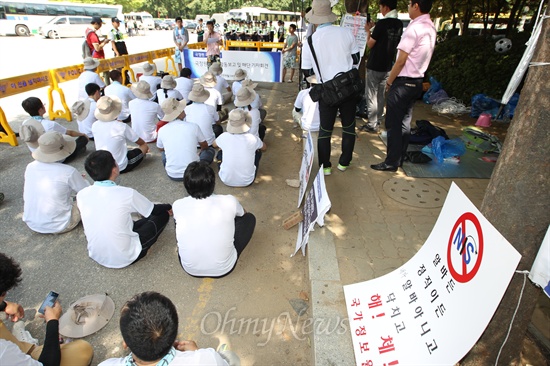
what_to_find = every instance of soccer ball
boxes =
[495,38,512,53]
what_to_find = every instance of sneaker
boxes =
[359,124,379,133]
[337,164,348,172]
[12,321,38,345]
[323,167,332,176]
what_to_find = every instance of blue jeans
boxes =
[199,146,216,164]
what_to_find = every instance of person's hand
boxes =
[41,301,62,323]
[365,21,375,32]
[174,340,198,352]
[4,301,25,322]
[167,209,173,216]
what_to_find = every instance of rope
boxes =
[432,98,471,115]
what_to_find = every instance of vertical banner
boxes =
[297,131,315,207]
[344,183,521,366]
[529,225,550,298]
[341,14,368,59]
[183,50,282,82]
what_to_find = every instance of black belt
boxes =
[396,76,423,80]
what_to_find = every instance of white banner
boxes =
[341,14,368,59]
[183,50,282,82]
[297,132,315,207]
[529,225,550,298]
[344,182,521,366]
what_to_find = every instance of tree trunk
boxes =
[461,2,550,365]
[507,0,524,34]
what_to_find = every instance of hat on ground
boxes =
[209,62,223,76]
[83,57,100,70]
[306,74,318,84]
[200,72,217,88]
[91,16,104,25]
[161,97,187,122]
[241,79,258,89]
[131,80,153,100]
[32,131,76,163]
[235,87,257,107]
[188,84,210,103]
[142,62,155,76]
[227,109,251,134]
[111,17,121,23]
[71,99,91,121]
[59,294,115,338]
[306,0,338,24]
[19,118,45,149]
[94,96,122,122]
[234,69,247,81]
[161,75,177,90]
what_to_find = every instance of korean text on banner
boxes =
[0,71,50,98]
[344,182,521,366]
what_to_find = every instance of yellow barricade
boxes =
[152,48,177,77]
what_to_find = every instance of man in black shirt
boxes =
[360,0,403,133]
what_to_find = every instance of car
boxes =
[40,15,94,38]
[185,22,197,30]
[154,19,169,30]
[164,19,176,30]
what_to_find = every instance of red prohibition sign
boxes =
[447,212,484,283]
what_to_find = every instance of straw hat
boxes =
[200,72,217,88]
[209,62,223,76]
[227,109,251,134]
[71,99,91,121]
[161,97,187,122]
[306,74,318,84]
[142,62,155,76]
[241,79,258,89]
[83,57,100,70]
[131,80,153,100]
[59,294,115,338]
[32,131,76,163]
[306,0,338,24]
[161,75,177,90]
[94,96,122,122]
[19,118,45,149]
[234,69,247,81]
[187,84,210,103]
[234,87,257,107]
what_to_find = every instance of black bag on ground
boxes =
[405,151,432,164]
[409,120,449,145]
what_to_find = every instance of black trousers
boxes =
[63,135,88,164]
[120,148,144,174]
[131,210,170,264]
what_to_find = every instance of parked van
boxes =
[40,16,93,39]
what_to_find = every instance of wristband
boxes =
[0,301,7,312]
[386,82,392,87]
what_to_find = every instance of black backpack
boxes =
[409,120,449,145]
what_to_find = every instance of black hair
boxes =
[380,0,398,10]
[85,82,101,96]
[0,253,22,295]
[183,161,215,199]
[21,97,43,117]
[85,150,116,181]
[163,88,169,98]
[206,20,214,26]
[198,18,203,21]
[109,70,122,82]
[411,0,433,13]
[277,20,283,25]
[120,292,178,362]
[175,16,183,22]
[289,24,297,31]
[180,68,192,78]
[305,6,312,13]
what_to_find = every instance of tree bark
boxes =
[461,2,550,365]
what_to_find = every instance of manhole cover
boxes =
[382,178,447,208]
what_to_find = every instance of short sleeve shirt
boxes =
[397,14,436,78]
[367,18,403,72]
[92,120,140,171]
[215,132,263,187]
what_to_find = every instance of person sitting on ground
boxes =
[240,79,266,121]
[200,71,228,121]
[209,62,232,104]
[138,63,161,101]
[104,70,136,123]
[157,98,208,181]
[214,109,266,187]
[92,96,149,174]
[23,132,89,234]
[98,291,229,365]
[234,87,266,141]
[231,69,247,99]
[77,57,105,100]
[186,84,221,162]
[175,67,194,101]
[129,80,165,143]
[0,253,94,366]
[173,161,256,277]
[20,97,88,161]
[71,82,101,139]
[78,150,172,269]
[156,75,184,105]
[292,75,320,134]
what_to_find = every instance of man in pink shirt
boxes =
[371,0,436,172]
[205,20,223,68]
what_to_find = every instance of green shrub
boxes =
[426,32,530,104]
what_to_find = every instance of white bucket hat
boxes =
[241,79,258,89]
[209,62,223,76]
[32,131,76,163]
[19,118,45,149]
[306,74,318,84]
[59,294,115,338]
[234,87,257,107]
[71,99,91,121]
[234,69,247,81]
[161,97,187,122]
[306,0,338,24]
[142,62,155,76]
[187,84,210,103]
[94,96,122,122]
[161,75,177,89]
[200,72,217,88]
[227,109,251,134]
[131,80,153,100]
[83,57,100,70]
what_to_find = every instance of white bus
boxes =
[228,7,302,28]
[0,0,123,36]
[124,11,154,30]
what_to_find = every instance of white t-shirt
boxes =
[104,81,136,120]
[173,194,244,277]
[128,98,164,142]
[99,348,228,366]
[156,88,184,105]
[139,75,162,99]
[77,183,154,268]
[39,117,67,135]
[23,161,89,233]
[185,102,218,145]
[157,120,205,179]
[76,98,97,138]
[301,25,359,82]
[204,87,223,109]
[214,75,230,95]
[0,340,41,366]
[251,92,262,110]
[92,120,140,171]
[215,132,263,187]
[78,70,106,100]
[175,77,195,100]
[294,88,320,131]
[231,80,242,96]
[239,108,261,139]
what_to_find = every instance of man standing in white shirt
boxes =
[105,70,136,123]
[23,132,89,234]
[129,80,165,143]
[78,150,172,269]
[173,17,190,73]
[186,84,219,162]
[157,98,208,181]
[92,96,149,173]
[78,57,106,101]
[71,82,101,139]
